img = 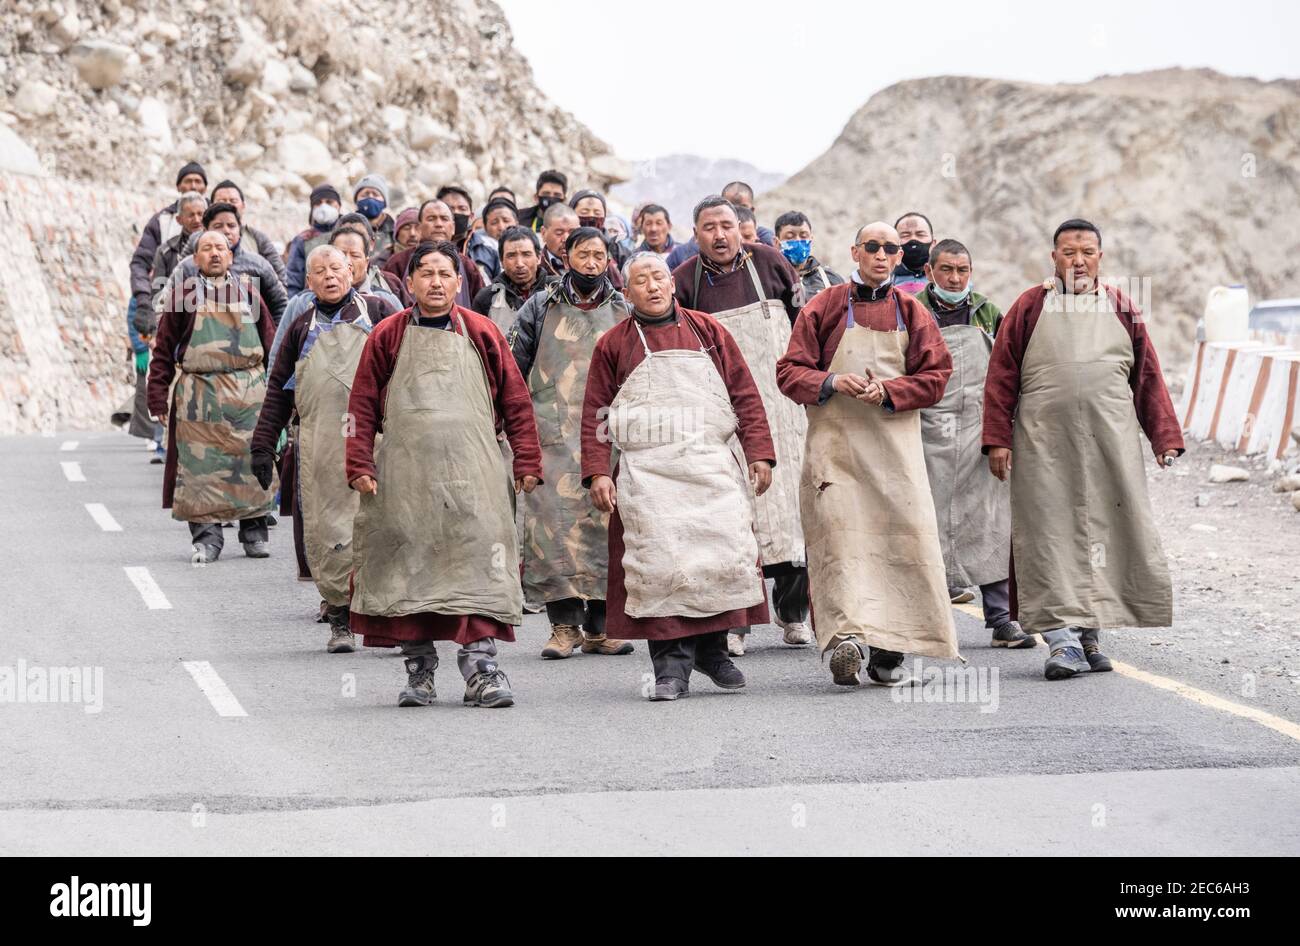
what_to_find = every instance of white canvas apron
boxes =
[800,295,958,657]
[293,308,373,606]
[521,297,623,604]
[694,259,807,567]
[608,318,763,618]
[350,313,523,624]
[1011,288,1173,632]
[920,321,1010,587]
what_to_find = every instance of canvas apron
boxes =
[171,279,276,523]
[694,259,807,566]
[1011,288,1173,632]
[608,319,763,618]
[800,296,958,657]
[293,309,373,606]
[487,283,517,335]
[521,297,623,604]
[920,321,1010,587]
[350,313,523,625]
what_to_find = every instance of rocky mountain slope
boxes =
[762,69,1300,360]
[0,0,629,208]
[612,154,787,236]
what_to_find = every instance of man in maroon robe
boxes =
[581,253,776,701]
[346,242,543,708]
[380,200,484,308]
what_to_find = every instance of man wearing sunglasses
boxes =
[777,222,957,688]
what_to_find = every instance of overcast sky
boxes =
[497,0,1300,174]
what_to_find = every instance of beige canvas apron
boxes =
[800,295,958,657]
[1011,288,1173,632]
[608,318,763,618]
[487,283,516,335]
[695,259,807,566]
[521,296,623,604]
[172,278,277,522]
[293,309,373,606]
[350,313,523,624]
[920,322,1010,587]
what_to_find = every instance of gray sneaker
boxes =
[990,621,1038,649]
[1079,629,1113,672]
[828,639,865,686]
[1044,645,1090,681]
[463,663,514,708]
[326,624,356,654]
[649,677,689,701]
[191,543,219,564]
[242,540,270,559]
[398,655,437,707]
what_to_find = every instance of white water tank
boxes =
[1203,284,1250,343]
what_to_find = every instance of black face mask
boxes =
[901,239,931,272]
[452,213,471,239]
[570,270,603,295]
[537,194,561,211]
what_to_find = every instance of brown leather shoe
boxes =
[580,633,634,656]
[541,623,584,659]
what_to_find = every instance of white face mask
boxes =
[311,203,340,227]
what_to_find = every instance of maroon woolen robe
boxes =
[344,305,543,647]
[580,305,776,640]
[776,282,952,410]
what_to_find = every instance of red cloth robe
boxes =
[775,282,953,410]
[345,305,544,647]
[580,305,776,640]
[145,277,276,510]
[980,283,1186,622]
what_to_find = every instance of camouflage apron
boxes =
[694,258,807,567]
[521,296,624,604]
[294,306,373,606]
[920,322,1010,588]
[800,295,957,658]
[350,313,523,624]
[171,277,276,523]
[1011,287,1173,632]
[609,318,763,618]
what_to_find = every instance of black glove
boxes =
[251,451,276,491]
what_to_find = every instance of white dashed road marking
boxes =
[84,503,123,532]
[123,566,172,610]
[182,661,248,717]
[60,462,85,482]
[60,440,79,451]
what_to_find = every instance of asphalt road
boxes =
[2,430,1298,855]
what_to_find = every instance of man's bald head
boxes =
[851,221,903,288]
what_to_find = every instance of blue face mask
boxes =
[930,283,971,305]
[780,239,812,266]
[357,197,386,219]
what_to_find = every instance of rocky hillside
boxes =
[0,0,629,209]
[762,69,1300,360]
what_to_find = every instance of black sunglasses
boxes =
[856,240,901,255]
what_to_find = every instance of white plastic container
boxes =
[1203,284,1250,343]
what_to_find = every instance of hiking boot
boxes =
[949,586,975,604]
[243,540,270,558]
[325,609,355,654]
[777,617,813,646]
[694,657,746,690]
[649,678,689,702]
[398,655,438,706]
[866,662,919,687]
[990,620,1038,649]
[541,623,584,659]
[191,543,219,565]
[463,663,514,708]
[828,639,865,686]
[1080,629,1113,672]
[727,632,746,657]
[1044,645,1090,681]
[580,633,634,655]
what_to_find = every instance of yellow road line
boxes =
[950,604,1300,743]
